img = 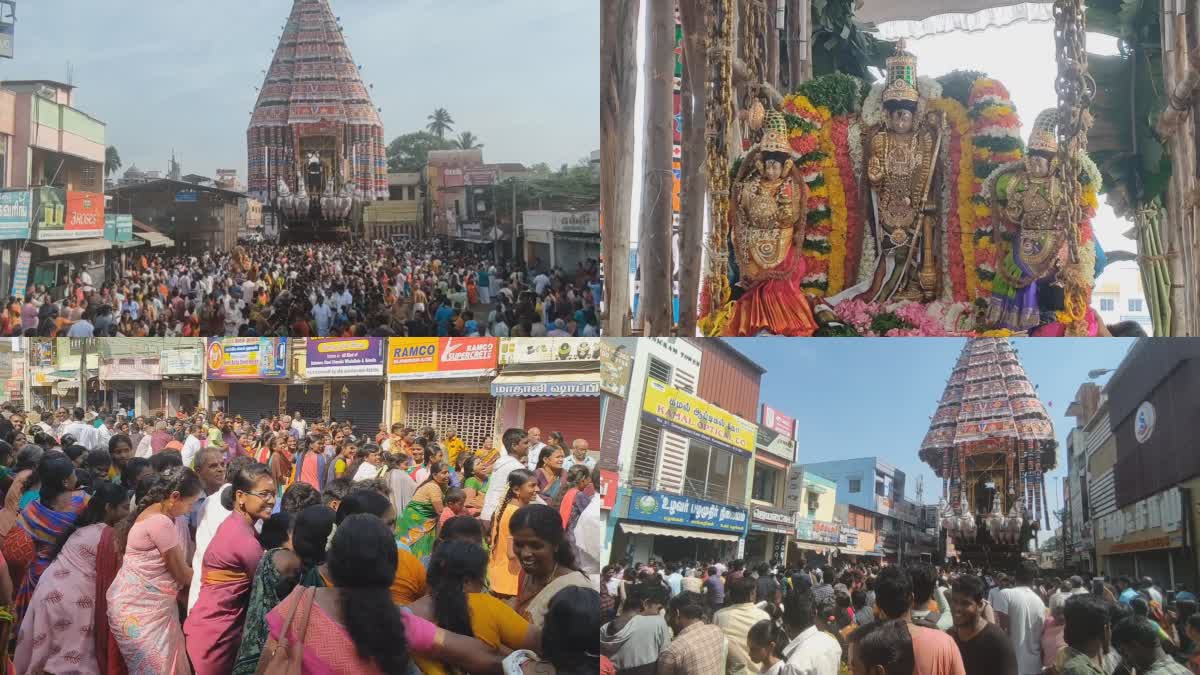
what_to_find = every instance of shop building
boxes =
[386,337,499,450]
[745,404,800,566]
[204,338,292,419]
[491,338,602,451]
[97,338,204,417]
[521,210,600,273]
[106,178,240,254]
[159,344,204,415]
[299,338,388,435]
[27,338,99,410]
[0,338,22,406]
[791,472,845,566]
[803,456,921,563]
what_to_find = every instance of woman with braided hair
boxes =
[106,466,203,674]
[488,469,537,600]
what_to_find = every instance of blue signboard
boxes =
[104,214,133,242]
[626,487,747,534]
[0,189,31,239]
[11,249,29,298]
[490,380,600,398]
[175,190,198,203]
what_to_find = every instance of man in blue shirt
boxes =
[434,302,455,336]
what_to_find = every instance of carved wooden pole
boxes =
[639,0,676,336]
[600,0,639,336]
[678,0,709,337]
[766,0,780,90]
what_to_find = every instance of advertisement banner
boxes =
[31,186,65,240]
[100,356,160,381]
[756,425,797,462]
[161,348,203,376]
[752,506,795,535]
[498,338,602,365]
[795,517,840,544]
[306,338,385,377]
[0,189,31,239]
[599,470,618,510]
[104,214,134,242]
[11,249,30,299]
[387,337,498,380]
[627,488,747,534]
[39,191,105,240]
[641,377,756,457]
[599,342,634,398]
[206,338,289,380]
[762,404,797,438]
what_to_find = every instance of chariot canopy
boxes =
[855,0,1054,39]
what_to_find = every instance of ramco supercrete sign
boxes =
[627,487,747,533]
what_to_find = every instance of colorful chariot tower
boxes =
[919,339,1058,564]
[246,0,388,239]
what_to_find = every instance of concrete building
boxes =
[106,178,244,254]
[1093,264,1154,335]
[522,210,600,274]
[364,172,423,240]
[426,149,483,238]
[1065,381,1104,572]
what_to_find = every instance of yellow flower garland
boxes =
[815,105,850,294]
[929,98,980,300]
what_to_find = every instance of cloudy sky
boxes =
[7,0,598,179]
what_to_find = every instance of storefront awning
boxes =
[134,231,174,248]
[490,371,601,398]
[30,238,113,256]
[619,522,740,542]
[793,541,838,553]
[840,548,884,557]
[111,239,145,249]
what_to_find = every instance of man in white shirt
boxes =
[291,412,306,437]
[533,272,551,295]
[780,587,841,675]
[996,562,1046,675]
[524,426,546,472]
[181,423,204,468]
[481,428,532,521]
[562,438,596,473]
[187,450,237,611]
[62,407,98,450]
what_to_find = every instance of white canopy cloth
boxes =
[854,1,1054,40]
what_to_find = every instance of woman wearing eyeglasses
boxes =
[183,462,276,675]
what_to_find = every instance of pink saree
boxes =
[184,513,264,675]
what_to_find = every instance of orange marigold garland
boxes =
[967,78,1023,299]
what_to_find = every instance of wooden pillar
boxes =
[639,0,676,336]
[600,0,640,336]
[678,0,709,337]
[766,0,780,91]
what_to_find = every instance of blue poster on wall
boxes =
[627,488,747,533]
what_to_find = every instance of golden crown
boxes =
[883,40,920,105]
[759,110,792,155]
[1028,109,1059,154]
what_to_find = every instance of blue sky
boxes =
[728,338,1137,531]
[7,0,598,178]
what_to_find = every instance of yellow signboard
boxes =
[641,378,756,456]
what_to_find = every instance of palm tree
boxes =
[105,145,122,178]
[452,131,482,150]
[425,108,455,138]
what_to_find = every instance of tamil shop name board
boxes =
[161,348,203,376]
[642,377,756,457]
[0,189,31,239]
[104,214,134,242]
[387,337,498,380]
[206,338,289,380]
[795,517,841,544]
[490,380,600,397]
[306,338,385,377]
[628,488,747,533]
[498,338,601,365]
[36,190,104,240]
[756,425,797,462]
[752,506,795,535]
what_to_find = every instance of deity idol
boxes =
[987,110,1077,331]
[834,45,945,305]
[722,109,818,336]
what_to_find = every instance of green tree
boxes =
[425,108,455,138]
[452,131,482,150]
[386,131,454,172]
[494,164,600,226]
[105,145,122,178]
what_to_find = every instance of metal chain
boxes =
[1053,0,1094,266]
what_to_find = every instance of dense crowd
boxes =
[600,556,1199,675]
[6,240,603,338]
[0,402,603,674]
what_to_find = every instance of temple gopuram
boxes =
[247,0,388,241]
[919,338,1058,566]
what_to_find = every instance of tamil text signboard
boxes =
[306,338,385,378]
[161,348,203,376]
[627,487,747,534]
[752,506,795,535]
[387,337,498,380]
[0,189,31,239]
[101,356,160,381]
[641,377,756,457]
[498,337,602,365]
[756,425,796,462]
[206,338,289,380]
[104,214,133,242]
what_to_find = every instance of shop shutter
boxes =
[228,384,281,423]
[286,385,324,423]
[523,397,600,452]
[599,396,626,472]
[328,382,384,439]
[404,393,496,450]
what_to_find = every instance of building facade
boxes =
[106,179,241,254]
[802,457,923,563]
[521,210,600,274]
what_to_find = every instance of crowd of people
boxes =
[7,239,602,338]
[0,401,604,674]
[600,557,1200,675]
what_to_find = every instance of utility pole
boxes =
[77,338,88,410]
[511,178,518,262]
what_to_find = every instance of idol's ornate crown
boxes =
[1028,109,1059,154]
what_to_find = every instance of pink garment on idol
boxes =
[184,513,265,675]
[14,523,106,674]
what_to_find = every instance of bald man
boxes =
[563,438,595,473]
[524,426,546,471]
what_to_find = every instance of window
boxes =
[875,480,886,497]
[647,356,672,385]
[1128,298,1144,312]
[683,442,746,505]
[806,491,820,517]
[848,479,861,493]
[751,464,780,503]
[408,185,416,201]
[1100,298,1115,312]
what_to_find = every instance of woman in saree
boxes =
[183,463,275,675]
[107,467,203,675]
[14,453,88,626]
[14,481,130,674]
[509,504,594,629]
[0,462,35,606]
[467,274,480,306]
[266,434,292,500]
[257,514,507,674]
[489,469,539,600]
[396,461,450,566]
[534,444,567,508]
[232,504,336,675]
[409,540,541,675]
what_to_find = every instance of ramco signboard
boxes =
[627,487,747,534]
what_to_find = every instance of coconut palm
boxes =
[425,108,455,138]
[452,131,483,150]
[105,145,122,178]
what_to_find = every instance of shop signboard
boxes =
[175,190,198,203]
[100,356,160,381]
[161,348,203,376]
[752,506,795,535]
[598,342,634,398]
[0,189,31,239]
[553,212,600,234]
[627,487,747,534]
[498,337,602,365]
[37,191,105,240]
[795,517,840,544]
[206,338,289,380]
[490,379,600,398]
[599,469,618,510]
[11,249,29,299]
[387,337,498,380]
[784,465,805,513]
[756,425,797,462]
[641,377,756,457]
[840,526,859,547]
[104,214,134,242]
[306,338,385,377]
[31,186,65,240]
[761,404,797,438]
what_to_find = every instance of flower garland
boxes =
[929,97,977,302]
[966,78,1023,298]
[782,94,834,293]
[832,298,978,336]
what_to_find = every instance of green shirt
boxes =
[1057,646,1106,675]
[465,476,487,494]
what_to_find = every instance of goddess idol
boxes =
[721,109,818,336]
